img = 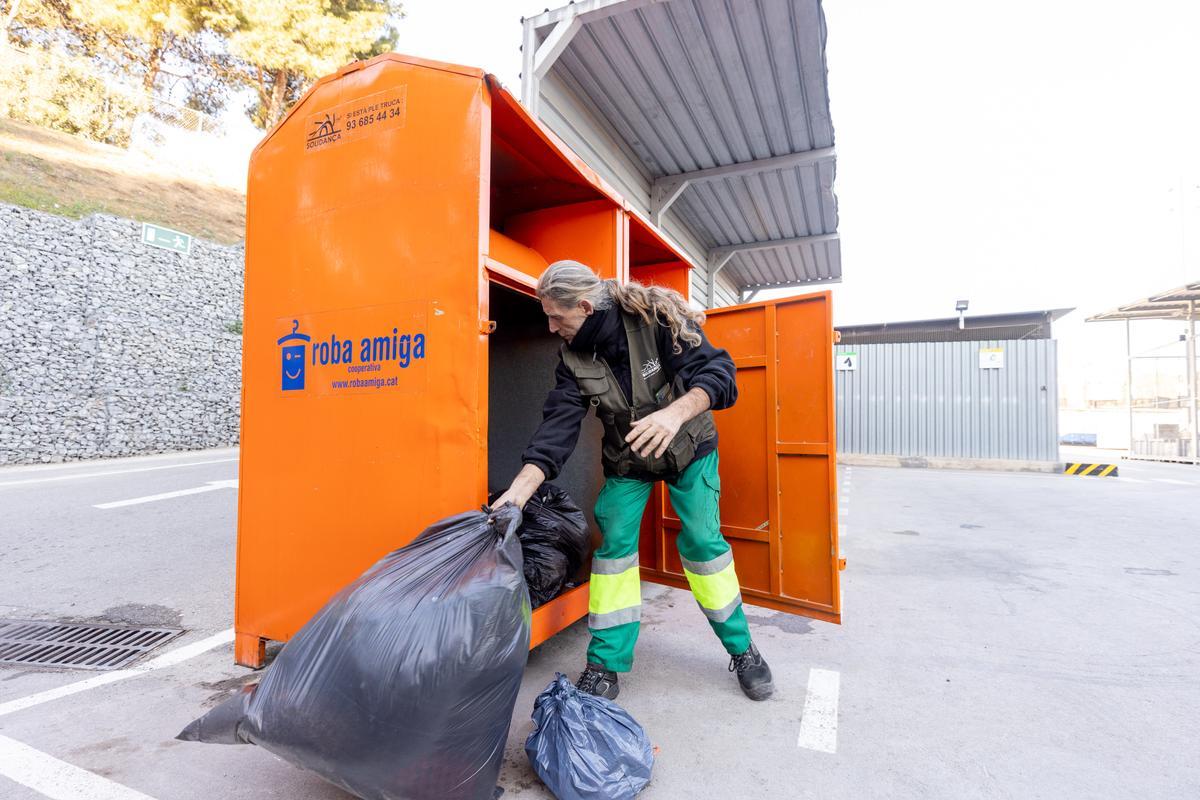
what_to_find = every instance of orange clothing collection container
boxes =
[234,53,841,668]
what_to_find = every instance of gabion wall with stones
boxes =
[0,203,244,464]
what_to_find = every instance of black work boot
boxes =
[729,642,774,700]
[576,662,620,700]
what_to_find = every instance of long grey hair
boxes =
[536,260,705,354]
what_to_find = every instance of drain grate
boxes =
[0,619,183,671]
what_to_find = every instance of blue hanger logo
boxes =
[277,320,311,391]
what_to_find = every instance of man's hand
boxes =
[625,406,684,459]
[489,463,546,519]
[625,387,711,459]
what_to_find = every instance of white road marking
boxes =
[0,458,237,799]
[0,735,158,800]
[0,628,234,719]
[797,668,841,754]
[1155,478,1197,486]
[1114,477,1148,483]
[93,479,238,509]
[0,458,238,488]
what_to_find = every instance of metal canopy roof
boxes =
[838,308,1074,344]
[522,0,839,306]
[1087,280,1200,322]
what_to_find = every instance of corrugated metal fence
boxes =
[834,340,1059,462]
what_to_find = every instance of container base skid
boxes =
[234,582,590,669]
[235,631,267,669]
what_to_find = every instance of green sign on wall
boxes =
[141,223,192,255]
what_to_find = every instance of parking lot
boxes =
[2,448,1198,799]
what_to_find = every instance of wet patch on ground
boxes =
[196,673,260,707]
[744,611,814,636]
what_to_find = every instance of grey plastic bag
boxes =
[524,674,654,800]
[178,505,530,800]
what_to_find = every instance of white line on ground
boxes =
[0,735,158,800]
[0,629,234,719]
[1114,477,1148,483]
[0,458,238,488]
[1155,478,1197,486]
[94,480,238,509]
[797,668,841,754]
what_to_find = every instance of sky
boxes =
[227,0,1200,400]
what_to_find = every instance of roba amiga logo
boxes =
[276,319,427,393]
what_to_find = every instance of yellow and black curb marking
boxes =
[1064,463,1118,477]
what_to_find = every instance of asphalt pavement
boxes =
[1,447,1198,799]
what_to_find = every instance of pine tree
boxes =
[221,0,400,129]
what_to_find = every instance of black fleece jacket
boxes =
[521,305,738,482]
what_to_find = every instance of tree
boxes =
[1,0,403,142]
[2,0,75,50]
[221,0,400,130]
[4,1,224,96]
[66,0,214,92]
[0,42,147,144]
[0,1,23,47]
[0,0,152,145]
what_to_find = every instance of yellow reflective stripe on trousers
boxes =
[589,565,641,616]
[683,560,741,613]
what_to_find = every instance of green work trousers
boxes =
[586,450,751,672]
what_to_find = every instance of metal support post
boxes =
[520,18,539,114]
[1189,302,1198,463]
[706,251,735,309]
[1126,319,1134,456]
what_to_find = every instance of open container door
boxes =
[640,291,842,624]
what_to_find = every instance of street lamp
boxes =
[956,299,969,330]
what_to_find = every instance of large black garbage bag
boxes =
[177,505,531,800]
[512,483,591,608]
[524,674,654,800]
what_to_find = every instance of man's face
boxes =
[541,297,592,344]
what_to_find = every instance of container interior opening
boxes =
[487,283,605,552]
[488,91,605,229]
[629,215,678,267]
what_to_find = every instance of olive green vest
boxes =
[560,310,716,477]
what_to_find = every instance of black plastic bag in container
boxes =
[525,674,654,800]
[514,483,592,608]
[523,545,572,608]
[178,505,531,800]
